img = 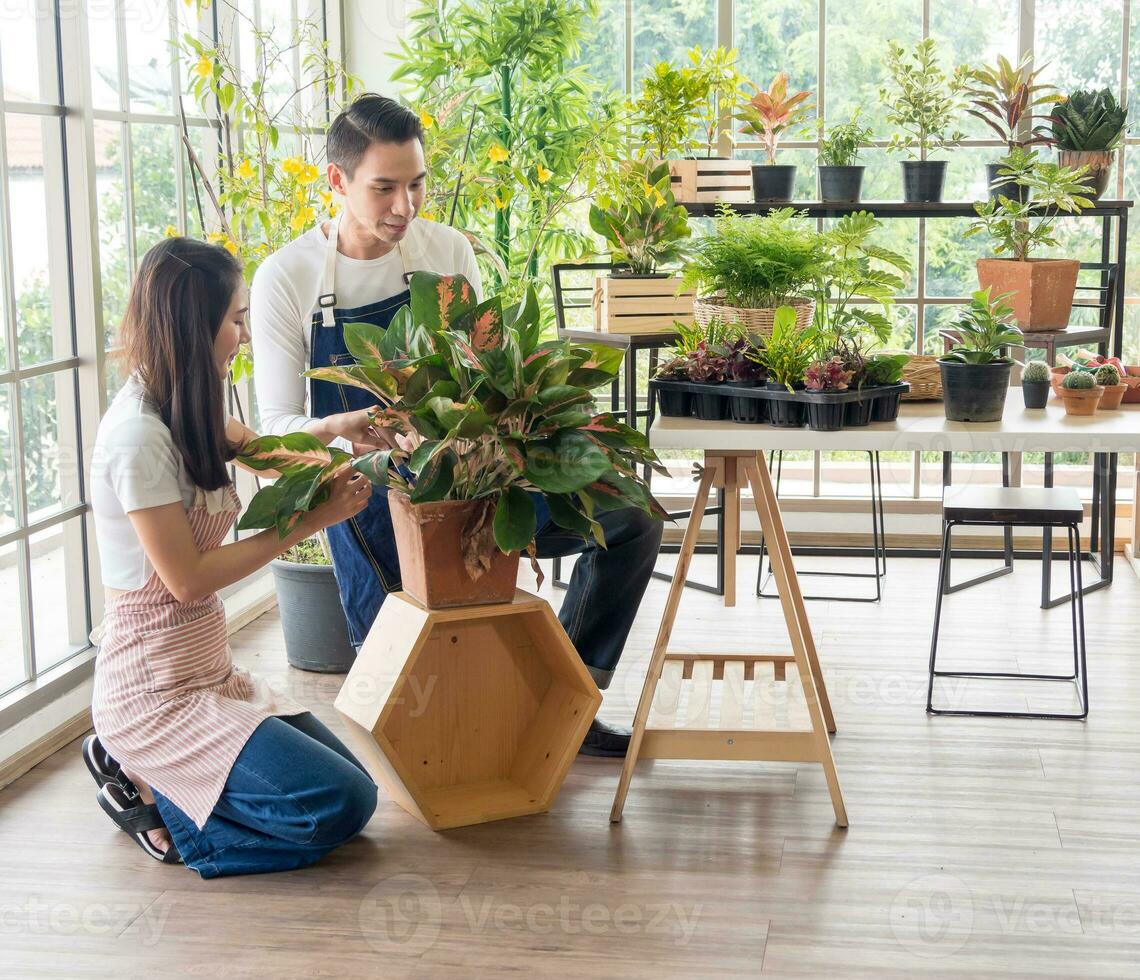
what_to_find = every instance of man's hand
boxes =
[321,408,399,454]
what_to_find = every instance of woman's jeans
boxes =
[153,712,377,879]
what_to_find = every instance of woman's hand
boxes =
[305,467,372,532]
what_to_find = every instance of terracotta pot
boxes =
[1098,383,1127,410]
[1049,365,1070,399]
[976,258,1079,331]
[1058,385,1104,416]
[388,491,519,609]
[1122,366,1140,404]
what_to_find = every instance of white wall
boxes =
[342,0,410,95]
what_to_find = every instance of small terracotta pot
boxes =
[1058,385,1104,416]
[976,257,1079,331]
[1098,383,1127,410]
[388,491,519,609]
[1049,365,1070,399]
[1122,366,1140,404]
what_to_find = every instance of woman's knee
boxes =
[310,768,377,847]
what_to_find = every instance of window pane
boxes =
[575,0,625,94]
[0,383,16,530]
[183,123,220,239]
[735,0,818,101]
[0,541,27,696]
[130,124,180,260]
[825,0,922,136]
[22,370,82,519]
[7,113,72,366]
[105,351,130,405]
[126,0,175,113]
[926,216,990,298]
[632,0,715,76]
[95,120,131,349]
[1036,1,1124,93]
[31,517,90,675]
[88,1,123,110]
[0,1,58,103]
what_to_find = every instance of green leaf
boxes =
[237,432,338,473]
[409,271,480,332]
[409,448,456,502]
[343,321,391,364]
[492,485,536,553]
[545,492,593,537]
[236,482,287,531]
[522,430,611,493]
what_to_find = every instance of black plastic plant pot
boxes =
[843,396,876,427]
[870,387,903,422]
[727,383,766,424]
[752,164,797,202]
[655,383,691,418]
[805,396,846,431]
[939,359,1012,423]
[901,160,947,203]
[766,397,807,428]
[818,165,865,203]
[1022,380,1050,409]
[985,163,1029,204]
[691,390,728,421]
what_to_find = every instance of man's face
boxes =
[328,139,427,247]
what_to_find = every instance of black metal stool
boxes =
[927,485,1088,720]
[755,450,887,602]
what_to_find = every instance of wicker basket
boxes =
[692,296,814,337]
[901,354,943,401]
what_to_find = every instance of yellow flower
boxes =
[194,54,212,79]
[329,203,340,217]
[420,208,436,222]
[418,110,434,129]
[207,231,227,245]
[281,156,302,176]
[297,163,319,185]
[492,191,508,210]
[290,205,316,231]
[488,145,509,164]
[536,164,552,183]
[223,238,239,256]
[653,189,666,207]
[237,158,255,180]
[318,189,333,206]
[163,224,178,238]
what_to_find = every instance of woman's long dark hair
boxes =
[119,237,244,491]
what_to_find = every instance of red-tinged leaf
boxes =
[470,305,503,351]
[238,433,334,472]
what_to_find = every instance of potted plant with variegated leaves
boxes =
[737,72,814,202]
[237,271,667,609]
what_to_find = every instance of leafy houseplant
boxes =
[816,110,874,202]
[751,307,814,426]
[738,72,814,202]
[964,52,1062,202]
[589,160,691,274]
[238,271,667,608]
[1020,358,1051,409]
[880,38,966,203]
[1051,88,1128,199]
[966,157,1093,330]
[1058,367,1103,416]
[938,288,1024,422]
[682,205,827,333]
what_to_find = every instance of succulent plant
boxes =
[1051,88,1128,152]
[1021,360,1050,384]
[1094,364,1121,386]
[1062,370,1095,390]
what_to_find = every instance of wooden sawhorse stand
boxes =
[611,450,848,827]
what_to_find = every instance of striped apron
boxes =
[91,483,304,830]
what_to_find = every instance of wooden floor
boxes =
[4,550,1140,978]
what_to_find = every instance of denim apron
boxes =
[309,214,411,646]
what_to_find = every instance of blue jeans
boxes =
[153,712,377,879]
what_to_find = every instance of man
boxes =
[251,94,662,757]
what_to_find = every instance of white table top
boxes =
[650,390,1140,454]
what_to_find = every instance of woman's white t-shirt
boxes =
[91,377,201,591]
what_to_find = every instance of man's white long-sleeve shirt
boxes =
[250,217,483,442]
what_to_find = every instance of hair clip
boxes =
[164,250,193,270]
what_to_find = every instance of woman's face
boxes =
[214,281,251,379]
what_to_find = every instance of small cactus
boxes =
[1062,370,1096,390]
[1021,360,1050,384]
[1094,364,1121,386]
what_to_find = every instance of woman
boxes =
[86,237,378,878]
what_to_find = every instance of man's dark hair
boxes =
[327,93,424,177]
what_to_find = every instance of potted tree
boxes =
[964,52,1061,202]
[1050,88,1128,199]
[631,47,753,203]
[681,204,827,335]
[816,110,874,203]
[738,71,814,202]
[966,156,1092,330]
[1057,369,1103,416]
[238,272,668,609]
[1019,358,1051,409]
[589,159,694,335]
[881,38,966,203]
[938,288,1024,422]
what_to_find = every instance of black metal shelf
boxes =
[683,200,1134,219]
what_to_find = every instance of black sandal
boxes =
[97,782,183,865]
[83,734,126,790]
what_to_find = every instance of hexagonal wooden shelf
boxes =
[334,589,601,831]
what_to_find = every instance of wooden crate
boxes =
[334,590,600,831]
[592,274,695,335]
[668,158,753,204]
